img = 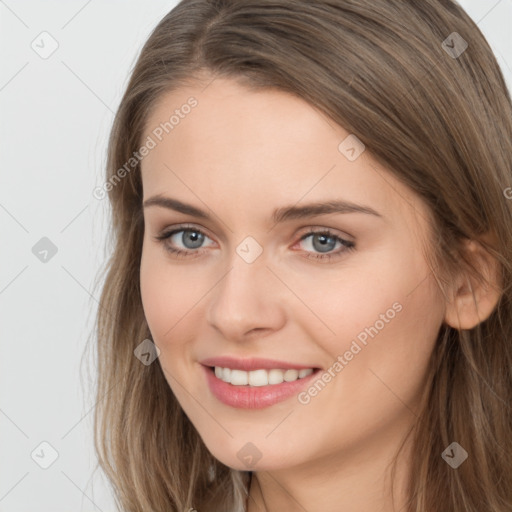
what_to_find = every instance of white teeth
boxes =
[284,369,299,382]
[230,369,248,386]
[268,369,284,385]
[213,366,315,386]
[248,369,268,386]
[221,367,231,382]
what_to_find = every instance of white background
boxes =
[1,1,511,510]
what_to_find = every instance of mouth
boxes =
[210,365,317,386]
[200,359,322,409]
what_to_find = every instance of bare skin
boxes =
[138,76,499,512]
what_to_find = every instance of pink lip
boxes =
[200,364,321,409]
[199,356,319,371]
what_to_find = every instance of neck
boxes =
[246,417,415,512]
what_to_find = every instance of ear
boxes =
[443,238,502,330]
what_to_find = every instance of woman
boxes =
[93,1,512,510]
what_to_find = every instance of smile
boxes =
[201,360,322,409]
[213,366,314,386]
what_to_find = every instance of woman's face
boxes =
[139,77,446,471]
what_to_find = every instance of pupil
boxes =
[313,234,336,253]
[183,231,204,249]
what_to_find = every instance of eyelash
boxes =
[154,224,355,262]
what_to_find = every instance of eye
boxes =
[154,225,355,262]
[154,225,215,258]
[295,229,355,262]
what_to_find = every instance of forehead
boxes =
[140,77,426,227]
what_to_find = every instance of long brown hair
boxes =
[92,1,512,510]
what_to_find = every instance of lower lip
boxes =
[202,365,320,409]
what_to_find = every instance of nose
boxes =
[206,255,287,342]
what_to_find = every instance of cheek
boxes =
[139,247,203,402]
[139,244,194,344]
[282,269,443,455]
[140,243,220,362]
[324,261,442,406]
[292,247,443,397]
[282,249,429,346]
[348,241,438,332]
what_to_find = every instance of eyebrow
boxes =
[142,195,383,223]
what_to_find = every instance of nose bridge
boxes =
[206,247,285,340]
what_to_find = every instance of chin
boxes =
[201,435,300,472]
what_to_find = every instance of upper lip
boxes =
[200,356,320,371]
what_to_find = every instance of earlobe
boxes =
[443,239,502,330]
